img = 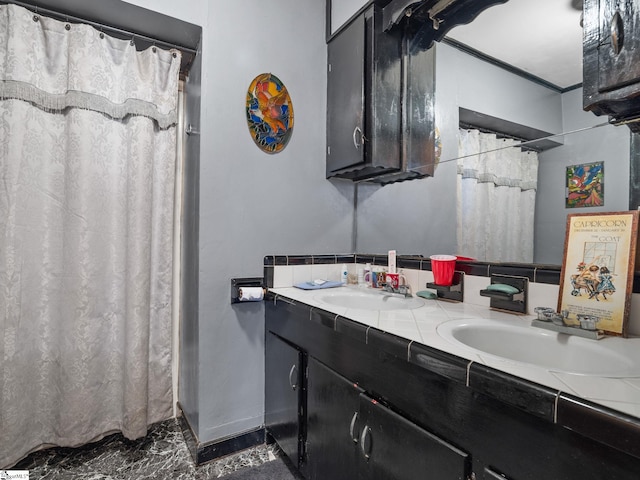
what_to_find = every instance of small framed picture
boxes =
[566,162,604,208]
[557,211,639,337]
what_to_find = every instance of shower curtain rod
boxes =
[2,1,197,58]
[459,122,542,152]
[459,122,527,142]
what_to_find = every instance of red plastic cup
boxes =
[430,255,457,286]
[455,255,476,274]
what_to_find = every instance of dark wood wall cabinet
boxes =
[326,3,440,185]
[265,294,640,480]
[326,5,412,184]
[326,0,509,184]
[583,0,640,131]
[326,5,396,181]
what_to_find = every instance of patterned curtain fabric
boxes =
[0,4,180,468]
[456,128,539,263]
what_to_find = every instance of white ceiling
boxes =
[446,0,584,90]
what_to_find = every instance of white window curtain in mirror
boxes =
[456,128,538,263]
[0,4,180,467]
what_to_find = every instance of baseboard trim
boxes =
[196,427,266,465]
[177,403,265,466]
[176,404,199,462]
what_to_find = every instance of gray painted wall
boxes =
[196,1,353,443]
[534,88,630,265]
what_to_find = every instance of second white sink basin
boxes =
[437,319,640,377]
[316,290,425,311]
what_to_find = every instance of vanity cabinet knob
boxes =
[349,411,359,443]
[288,364,297,391]
[611,11,624,54]
[360,425,372,459]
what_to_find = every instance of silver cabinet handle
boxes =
[352,126,364,149]
[349,412,359,443]
[360,425,372,459]
[288,364,297,391]
[611,11,624,54]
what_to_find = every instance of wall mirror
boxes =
[355,0,632,267]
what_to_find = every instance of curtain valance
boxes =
[0,4,181,129]
[457,128,538,191]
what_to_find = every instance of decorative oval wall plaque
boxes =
[245,73,294,154]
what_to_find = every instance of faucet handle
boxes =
[398,284,412,296]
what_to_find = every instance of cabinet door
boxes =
[327,12,366,175]
[357,393,471,480]
[304,357,364,480]
[265,332,303,467]
[598,0,640,92]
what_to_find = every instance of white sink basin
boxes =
[316,290,424,311]
[437,319,640,377]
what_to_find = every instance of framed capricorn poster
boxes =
[557,211,639,337]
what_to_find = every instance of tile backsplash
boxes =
[264,254,640,336]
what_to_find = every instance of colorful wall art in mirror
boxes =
[566,162,604,208]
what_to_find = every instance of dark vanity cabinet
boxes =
[266,301,471,479]
[303,348,470,480]
[583,0,640,130]
[326,5,403,182]
[266,301,471,480]
[303,357,362,480]
[356,390,470,480]
[264,332,304,467]
[265,296,640,480]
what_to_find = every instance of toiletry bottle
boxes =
[364,263,372,286]
[341,264,348,284]
[388,250,397,274]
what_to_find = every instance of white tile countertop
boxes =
[269,285,640,419]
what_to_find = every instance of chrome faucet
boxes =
[381,283,412,298]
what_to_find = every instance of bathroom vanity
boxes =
[264,274,640,480]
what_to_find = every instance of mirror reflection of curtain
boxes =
[457,129,538,262]
[0,5,180,467]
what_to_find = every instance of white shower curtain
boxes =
[0,5,181,467]
[457,129,538,263]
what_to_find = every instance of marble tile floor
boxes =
[13,419,285,480]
